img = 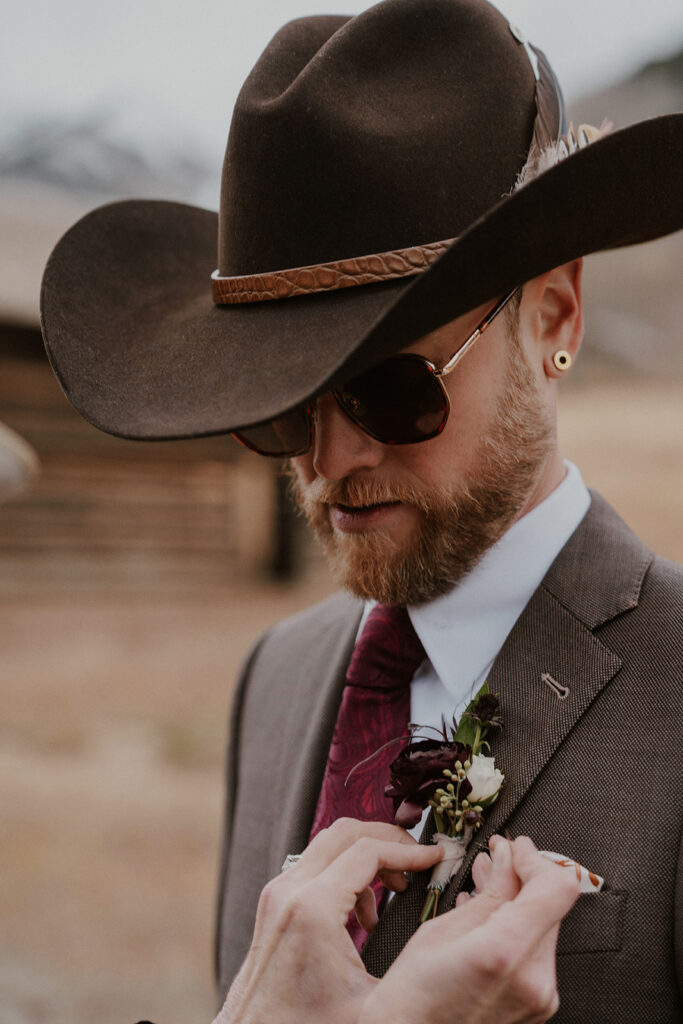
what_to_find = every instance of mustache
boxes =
[294,475,446,515]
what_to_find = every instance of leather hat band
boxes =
[211,238,454,304]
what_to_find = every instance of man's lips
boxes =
[329,500,402,532]
[335,501,400,513]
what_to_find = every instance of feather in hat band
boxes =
[515,121,611,191]
[211,238,454,305]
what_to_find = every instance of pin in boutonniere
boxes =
[384,682,504,923]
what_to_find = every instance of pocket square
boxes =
[540,850,605,893]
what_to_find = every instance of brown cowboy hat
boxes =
[41,0,683,441]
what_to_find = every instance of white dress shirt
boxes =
[358,460,590,839]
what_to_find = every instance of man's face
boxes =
[291,295,555,605]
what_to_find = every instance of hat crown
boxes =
[218,0,542,276]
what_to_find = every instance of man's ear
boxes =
[522,260,584,378]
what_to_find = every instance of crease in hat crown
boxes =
[215,0,561,298]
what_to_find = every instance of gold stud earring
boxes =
[552,350,572,372]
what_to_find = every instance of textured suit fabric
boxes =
[214,493,683,1022]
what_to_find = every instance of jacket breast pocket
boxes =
[557,890,628,955]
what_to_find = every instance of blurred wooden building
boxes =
[0,320,297,598]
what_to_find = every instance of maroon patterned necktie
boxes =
[309,604,426,949]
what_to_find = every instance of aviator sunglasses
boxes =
[233,288,519,457]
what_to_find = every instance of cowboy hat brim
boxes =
[41,113,683,441]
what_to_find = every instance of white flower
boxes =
[466,754,504,804]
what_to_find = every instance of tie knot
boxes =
[346,604,425,692]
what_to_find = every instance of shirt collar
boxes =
[406,461,590,698]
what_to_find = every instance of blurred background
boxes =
[1,1,682,1021]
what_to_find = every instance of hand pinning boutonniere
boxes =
[384,682,504,922]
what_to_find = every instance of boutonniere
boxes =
[384,682,504,922]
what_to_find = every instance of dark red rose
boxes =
[468,692,502,729]
[385,739,471,828]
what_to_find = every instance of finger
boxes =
[507,836,581,925]
[470,832,512,893]
[354,885,379,933]
[470,837,577,941]
[471,850,492,893]
[378,870,407,892]
[424,839,518,937]
[512,836,582,900]
[309,837,443,913]
[461,837,580,964]
[487,835,521,899]
[378,867,412,892]
[468,836,517,906]
[416,842,577,1011]
[296,818,422,881]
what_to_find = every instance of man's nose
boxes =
[311,394,385,480]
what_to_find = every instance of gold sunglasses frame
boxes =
[234,287,519,457]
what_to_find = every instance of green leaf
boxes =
[453,679,490,747]
[478,788,501,809]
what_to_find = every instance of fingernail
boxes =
[491,837,509,865]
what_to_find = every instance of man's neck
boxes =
[514,446,567,523]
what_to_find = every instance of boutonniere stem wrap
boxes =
[384,682,505,923]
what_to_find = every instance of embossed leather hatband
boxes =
[211,239,454,304]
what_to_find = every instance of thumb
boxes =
[451,837,518,929]
[509,836,581,922]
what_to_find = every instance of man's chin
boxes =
[320,528,424,605]
[313,520,465,606]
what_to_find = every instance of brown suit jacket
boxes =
[215,493,683,1021]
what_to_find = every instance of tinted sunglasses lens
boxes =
[337,354,448,444]
[233,405,312,457]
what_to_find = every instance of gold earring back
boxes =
[552,350,572,372]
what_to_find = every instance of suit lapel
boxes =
[365,585,622,973]
[364,493,652,975]
[438,583,622,908]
